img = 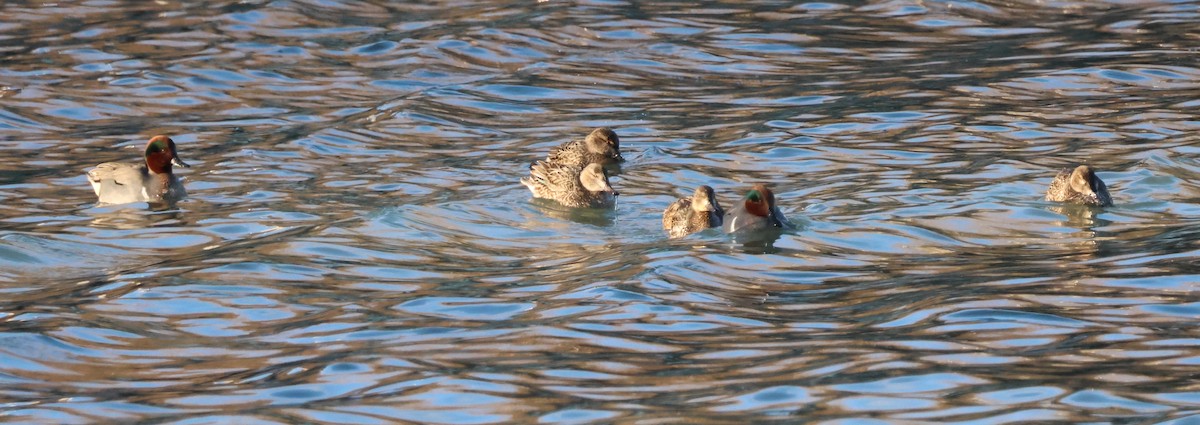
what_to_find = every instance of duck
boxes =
[86,135,190,205]
[662,185,723,238]
[723,183,790,235]
[543,127,624,168]
[1045,165,1112,207]
[521,161,617,208]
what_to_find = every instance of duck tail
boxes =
[522,161,548,194]
[519,175,535,192]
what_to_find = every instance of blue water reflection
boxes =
[1,0,1199,423]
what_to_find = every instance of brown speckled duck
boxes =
[544,127,624,168]
[86,135,190,205]
[1045,165,1112,207]
[662,185,723,238]
[521,161,617,208]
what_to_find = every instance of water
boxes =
[2,0,1200,423]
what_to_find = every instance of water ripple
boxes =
[1,0,1199,423]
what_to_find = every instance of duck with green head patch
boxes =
[723,183,791,235]
[87,135,190,205]
[1045,165,1112,207]
[663,185,723,238]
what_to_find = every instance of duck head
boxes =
[692,185,722,215]
[585,127,624,163]
[1068,165,1103,203]
[144,135,189,174]
[743,183,782,227]
[580,163,617,195]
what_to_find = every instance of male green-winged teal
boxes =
[723,183,790,235]
[86,135,190,205]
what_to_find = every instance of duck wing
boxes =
[87,162,151,203]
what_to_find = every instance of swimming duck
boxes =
[87,135,190,205]
[662,185,723,238]
[1045,165,1112,207]
[723,183,790,235]
[544,127,624,168]
[521,161,617,208]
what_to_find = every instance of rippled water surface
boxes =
[3,0,1200,423]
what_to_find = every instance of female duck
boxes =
[1045,165,1112,207]
[544,127,624,168]
[87,135,190,205]
[521,161,617,208]
[723,183,790,235]
[663,185,723,238]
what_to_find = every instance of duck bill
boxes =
[595,179,616,196]
[1088,182,1106,201]
[614,153,626,163]
[1077,186,1097,202]
[769,207,789,228]
[172,156,191,168]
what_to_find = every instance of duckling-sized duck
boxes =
[87,135,190,205]
[723,183,791,235]
[544,127,624,168]
[1045,165,1112,207]
[663,185,723,238]
[521,161,617,208]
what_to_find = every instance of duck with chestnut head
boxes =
[86,135,190,205]
[723,183,791,237]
